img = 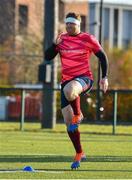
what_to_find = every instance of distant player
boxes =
[45,12,108,169]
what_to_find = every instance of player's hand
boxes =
[99,77,108,93]
[54,33,63,45]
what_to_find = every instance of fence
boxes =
[0,86,132,134]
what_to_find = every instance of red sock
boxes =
[70,96,81,115]
[67,129,82,153]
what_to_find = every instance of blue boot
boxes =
[71,161,80,169]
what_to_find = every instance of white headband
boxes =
[64,17,81,25]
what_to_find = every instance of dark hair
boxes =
[66,12,81,22]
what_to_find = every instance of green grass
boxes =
[0,122,132,179]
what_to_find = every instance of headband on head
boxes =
[64,17,81,25]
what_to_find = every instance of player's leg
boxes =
[61,80,84,149]
[71,76,93,122]
[69,76,93,168]
[61,77,93,169]
[64,76,93,124]
[63,80,82,101]
[63,80,84,124]
[61,80,86,169]
[70,96,81,115]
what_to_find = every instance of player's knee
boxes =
[64,88,78,101]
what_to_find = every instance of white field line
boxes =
[0,170,64,174]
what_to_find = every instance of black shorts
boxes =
[61,76,93,95]
[74,76,93,94]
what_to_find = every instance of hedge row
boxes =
[56,91,132,122]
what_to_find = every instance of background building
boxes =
[15,0,44,40]
[89,0,132,48]
[0,0,15,44]
[0,0,89,45]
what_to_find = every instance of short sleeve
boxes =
[89,35,102,54]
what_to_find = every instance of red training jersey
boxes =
[56,32,102,82]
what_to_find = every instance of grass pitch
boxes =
[0,122,132,179]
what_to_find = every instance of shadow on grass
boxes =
[0,155,132,163]
[0,128,132,136]
[0,168,132,173]
[36,168,132,173]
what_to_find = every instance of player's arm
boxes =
[45,43,58,60]
[88,34,108,92]
[45,33,62,60]
[95,49,109,93]
[95,49,108,78]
